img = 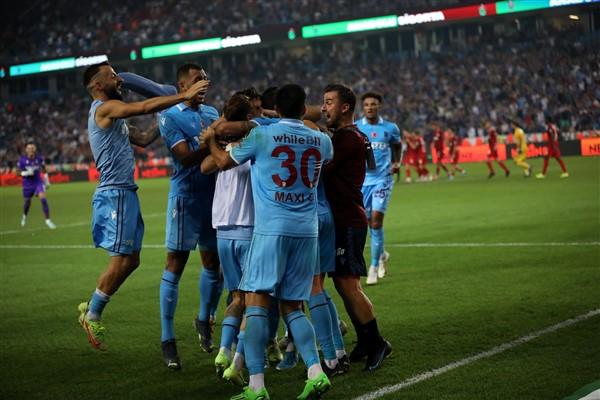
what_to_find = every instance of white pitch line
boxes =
[382,242,600,248]
[1,242,599,250]
[0,212,165,235]
[353,309,600,400]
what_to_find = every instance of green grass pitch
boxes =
[0,156,598,400]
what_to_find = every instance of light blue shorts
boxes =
[318,211,336,274]
[361,177,394,216]
[165,195,216,252]
[92,189,144,256]
[239,233,318,301]
[217,226,253,291]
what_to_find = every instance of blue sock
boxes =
[88,288,110,321]
[160,270,181,342]
[370,227,384,267]
[267,299,280,340]
[198,268,219,321]
[244,306,269,375]
[210,278,224,319]
[323,290,345,351]
[220,316,241,351]
[308,292,336,361]
[236,330,245,356]
[284,310,320,368]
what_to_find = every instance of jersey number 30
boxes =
[271,145,322,189]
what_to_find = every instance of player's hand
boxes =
[202,126,216,141]
[391,162,400,174]
[183,80,210,101]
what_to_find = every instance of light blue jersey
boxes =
[230,119,333,238]
[355,116,400,186]
[159,103,219,198]
[316,179,330,216]
[88,100,137,191]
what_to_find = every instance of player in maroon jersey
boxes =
[403,130,420,183]
[431,123,450,179]
[446,129,465,176]
[485,121,510,178]
[536,118,569,179]
[414,130,430,181]
[321,84,391,371]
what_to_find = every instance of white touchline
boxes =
[352,309,600,400]
[0,212,165,235]
[0,242,599,250]
[381,242,600,248]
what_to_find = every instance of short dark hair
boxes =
[236,87,261,100]
[275,84,306,119]
[324,84,356,113]
[261,86,278,110]
[361,91,383,103]
[176,63,203,81]
[224,94,252,121]
[83,61,110,88]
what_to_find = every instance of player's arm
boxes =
[96,80,209,124]
[118,72,177,98]
[205,127,237,170]
[128,123,160,147]
[171,140,210,169]
[200,155,219,174]
[214,120,256,139]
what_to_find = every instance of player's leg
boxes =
[279,237,331,398]
[36,186,55,228]
[308,274,341,376]
[331,226,391,371]
[370,179,393,282]
[486,153,496,178]
[238,292,272,398]
[21,187,33,226]
[362,184,379,284]
[233,234,283,398]
[537,155,550,178]
[216,235,248,375]
[80,189,144,349]
[195,201,223,353]
[514,153,531,176]
[160,250,189,369]
[266,299,282,365]
[556,155,568,176]
[196,249,221,353]
[497,159,510,177]
[223,315,248,386]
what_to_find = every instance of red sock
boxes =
[556,157,567,173]
[542,157,549,174]
[498,161,509,173]
[406,168,411,178]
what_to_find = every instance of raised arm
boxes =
[96,80,209,127]
[205,127,238,171]
[118,72,177,98]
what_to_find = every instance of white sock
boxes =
[220,346,231,359]
[233,352,245,371]
[249,373,265,392]
[324,358,339,369]
[336,349,346,359]
[307,363,323,379]
[286,341,296,352]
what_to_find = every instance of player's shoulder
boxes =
[200,104,219,119]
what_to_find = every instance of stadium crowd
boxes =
[2,0,482,63]
[1,29,598,168]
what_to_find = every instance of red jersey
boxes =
[448,136,460,154]
[547,124,559,148]
[432,129,444,152]
[416,136,426,155]
[323,126,368,229]
[488,128,497,152]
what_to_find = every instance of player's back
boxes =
[88,99,137,191]
[235,119,332,238]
